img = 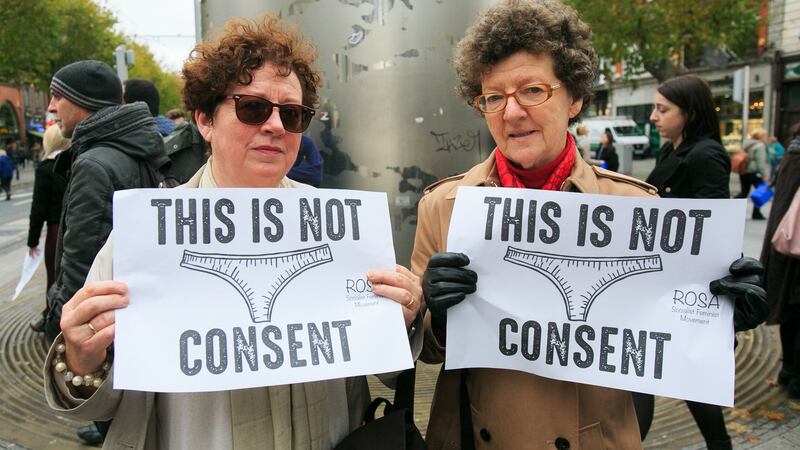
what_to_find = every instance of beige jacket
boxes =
[44,161,423,449]
[410,151,656,450]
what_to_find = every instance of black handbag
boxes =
[334,367,427,450]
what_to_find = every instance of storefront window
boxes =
[0,102,19,145]
[715,91,764,152]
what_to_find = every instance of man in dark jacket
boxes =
[45,61,168,338]
[45,59,169,445]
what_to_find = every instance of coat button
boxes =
[665,186,672,193]
[479,428,491,442]
[554,437,570,449]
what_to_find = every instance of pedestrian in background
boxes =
[27,125,69,332]
[0,149,14,200]
[761,122,800,398]
[287,135,323,187]
[575,123,592,161]
[123,79,175,137]
[642,74,743,449]
[30,141,43,165]
[597,128,619,171]
[6,140,21,180]
[165,108,186,125]
[769,135,786,179]
[738,129,770,220]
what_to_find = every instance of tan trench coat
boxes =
[410,151,657,450]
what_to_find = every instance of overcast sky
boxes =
[97,0,197,73]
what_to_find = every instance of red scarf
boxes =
[495,132,577,190]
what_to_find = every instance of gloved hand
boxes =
[422,252,477,328]
[709,257,770,332]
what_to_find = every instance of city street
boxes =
[0,158,797,449]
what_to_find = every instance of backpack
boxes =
[731,151,749,175]
[139,159,181,188]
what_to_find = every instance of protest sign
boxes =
[112,188,412,392]
[446,187,745,406]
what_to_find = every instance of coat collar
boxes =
[441,149,598,199]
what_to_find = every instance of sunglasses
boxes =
[223,94,316,133]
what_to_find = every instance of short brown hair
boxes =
[454,0,597,123]
[182,15,322,119]
[166,108,185,120]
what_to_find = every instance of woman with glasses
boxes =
[44,16,422,449]
[411,1,766,448]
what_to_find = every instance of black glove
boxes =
[709,256,769,332]
[422,252,478,326]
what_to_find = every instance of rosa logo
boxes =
[345,278,373,294]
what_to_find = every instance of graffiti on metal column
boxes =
[430,129,482,153]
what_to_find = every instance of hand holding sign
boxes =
[422,252,477,330]
[368,264,423,328]
[709,257,769,332]
[60,281,128,379]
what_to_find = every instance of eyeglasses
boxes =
[473,83,562,113]
[223,94,316,133]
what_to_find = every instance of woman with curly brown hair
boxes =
[43,15,422,449]
[411,0,765,448]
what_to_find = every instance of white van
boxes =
[577,117,650,157]
[572,117,651,175]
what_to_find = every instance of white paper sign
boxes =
[12,249,43,301]
[113,188,413,392]
[446,187,746,407]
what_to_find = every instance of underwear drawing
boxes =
[180,244,333,323]
[503,247,663,321]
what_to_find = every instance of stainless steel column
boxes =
[201,0,494,264]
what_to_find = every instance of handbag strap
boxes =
[392,365,417,414]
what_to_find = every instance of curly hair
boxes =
[182,15,322,119]
[454,0,597,123]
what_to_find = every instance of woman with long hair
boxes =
[598,128,619,171]
[639,74,737,449]
[27,125,70,332]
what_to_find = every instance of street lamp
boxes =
[113,45,135,82]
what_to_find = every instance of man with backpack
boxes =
[45,60,168,445]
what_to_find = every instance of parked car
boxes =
[573,117,651,158]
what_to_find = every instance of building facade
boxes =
[0,83,49,150]
[591,0,800,150]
